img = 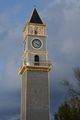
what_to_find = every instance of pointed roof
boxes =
[29,8,43,24]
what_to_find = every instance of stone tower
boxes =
[19,8,52,120]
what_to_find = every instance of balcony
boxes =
[23,60,51,67]
[19,60,52,75]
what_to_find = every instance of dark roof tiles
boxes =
[29,8,43,24]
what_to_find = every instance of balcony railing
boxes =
[22,60,51,67]
[19,60,52,75]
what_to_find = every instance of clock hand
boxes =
[35,43,39,46]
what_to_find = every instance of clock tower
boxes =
[19,8,52,120]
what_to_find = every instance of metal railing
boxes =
[23,60,51,67]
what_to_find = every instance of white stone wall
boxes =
[21,70,50,120]
[26,71,50,120]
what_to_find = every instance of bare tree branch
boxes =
[74,67,80,82]
[61,67,80,97]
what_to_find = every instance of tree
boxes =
[54,67,80,120]
[61,67,80,97]
[54,97,80,120]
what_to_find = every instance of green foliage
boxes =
[54,97,80,120]
[54,67,80,120]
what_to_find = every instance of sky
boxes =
[0,0,80,120]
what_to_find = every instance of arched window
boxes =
[34,55,39,65]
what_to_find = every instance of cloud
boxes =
[8,114,19,120]
[41,0,80,72]
[0,4,22,119]
[0,8,23,92]
[0,114,19,120]
[40,0,80,114]
[0,0,80,119]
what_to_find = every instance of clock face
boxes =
[32,39,42,49]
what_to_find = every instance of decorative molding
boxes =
[19,65,52,75]
[23,23,46,32]
[22,50,48,58]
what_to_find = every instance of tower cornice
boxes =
[22,50,48,58]
[19,65,52,76]
[23,23,46,32]
[24,34,47,41]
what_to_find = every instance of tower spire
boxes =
[29,8,43,24]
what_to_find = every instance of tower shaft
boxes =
[21,70,50,120]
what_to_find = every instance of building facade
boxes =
[19,8,52,120]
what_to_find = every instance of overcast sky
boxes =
[0,0,80,120]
